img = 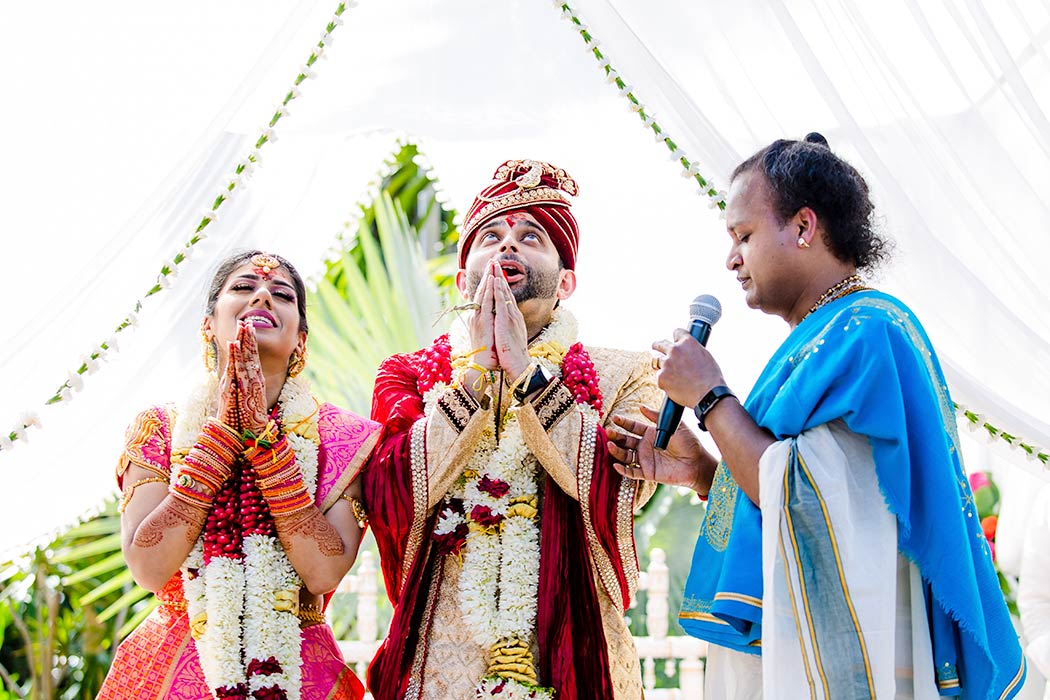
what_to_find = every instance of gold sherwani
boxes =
[365,340,659,700]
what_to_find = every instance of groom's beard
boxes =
[466,255,561,304]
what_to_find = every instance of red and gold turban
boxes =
[459,159,580,270]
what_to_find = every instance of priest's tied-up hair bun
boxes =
[732,132,889,271]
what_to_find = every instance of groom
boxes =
[363,159,669,699]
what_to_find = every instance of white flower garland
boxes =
[426,308,584,699]
[174,373,320,700]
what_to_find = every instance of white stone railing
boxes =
[334,547,708,697]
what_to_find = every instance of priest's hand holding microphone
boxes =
[607,295,731,499]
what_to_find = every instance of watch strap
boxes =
[514,365,553,402]
[694,385,736,431]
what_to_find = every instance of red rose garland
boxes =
[561,342,603,413]
[416,334,453,395]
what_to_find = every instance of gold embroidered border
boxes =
[533,379,576,432]
[713,591,762,608]
[463,187,571,234]
[516,403,580,500]
[436,385,479,434]
[997,657,1026,700]
[778,535,817,698]
[577,416,624,613]
[405,556,445,700]
[704,462,737,552]
[616,476,640,600]
[401,418,429,593]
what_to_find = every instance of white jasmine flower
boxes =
[67,371,84,392]
[82,354,100,374]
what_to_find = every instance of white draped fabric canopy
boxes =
[2,0,1049,554]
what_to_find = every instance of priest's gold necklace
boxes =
[801,274,870,322]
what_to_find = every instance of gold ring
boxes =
[505,300,514,305]
[651,357,662,371]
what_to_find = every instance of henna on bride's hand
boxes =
[133,499,207,547]
[235,322,269,431]
[219,342,241,428]
[275,509,345,557]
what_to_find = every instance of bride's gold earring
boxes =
[288,347,308,378]
[201,324,218,374]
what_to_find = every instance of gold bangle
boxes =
[339,493,368,528]
[119,476,169,513]
[298,602,325,624]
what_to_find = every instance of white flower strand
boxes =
[953,401,1050,469]
[175,373,321,699]
[551,1,727,213]
[0,1,356,455]
[428,309,581,700]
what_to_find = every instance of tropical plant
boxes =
[304,191,458,413]
[0,499,151,700]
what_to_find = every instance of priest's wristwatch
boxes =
[694,385,736,431]
[513,364,553,403]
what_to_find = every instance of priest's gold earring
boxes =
[797,236,810,249]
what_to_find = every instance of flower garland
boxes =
[1,2,356,454]
[550,0,727,214]
[174,373,320,700]
[955,401,1049,467]
[424,308,601,699]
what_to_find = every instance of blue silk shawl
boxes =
[679,290,1025,698]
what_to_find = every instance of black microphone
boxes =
[654,295,722,450]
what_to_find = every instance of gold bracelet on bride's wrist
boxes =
[339,493,368,528]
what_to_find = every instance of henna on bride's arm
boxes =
[273,509,345,557]
[132,498,208,548]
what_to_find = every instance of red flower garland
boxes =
[416,334,453,395]
[478,475,511,498]
[203,471,244,564]
[469,504,505,529]
[561,342,603,413]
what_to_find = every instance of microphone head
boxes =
[689,294,722,325]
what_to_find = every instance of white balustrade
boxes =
[335,547,707,697]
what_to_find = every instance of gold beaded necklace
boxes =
[802,274,870,322]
